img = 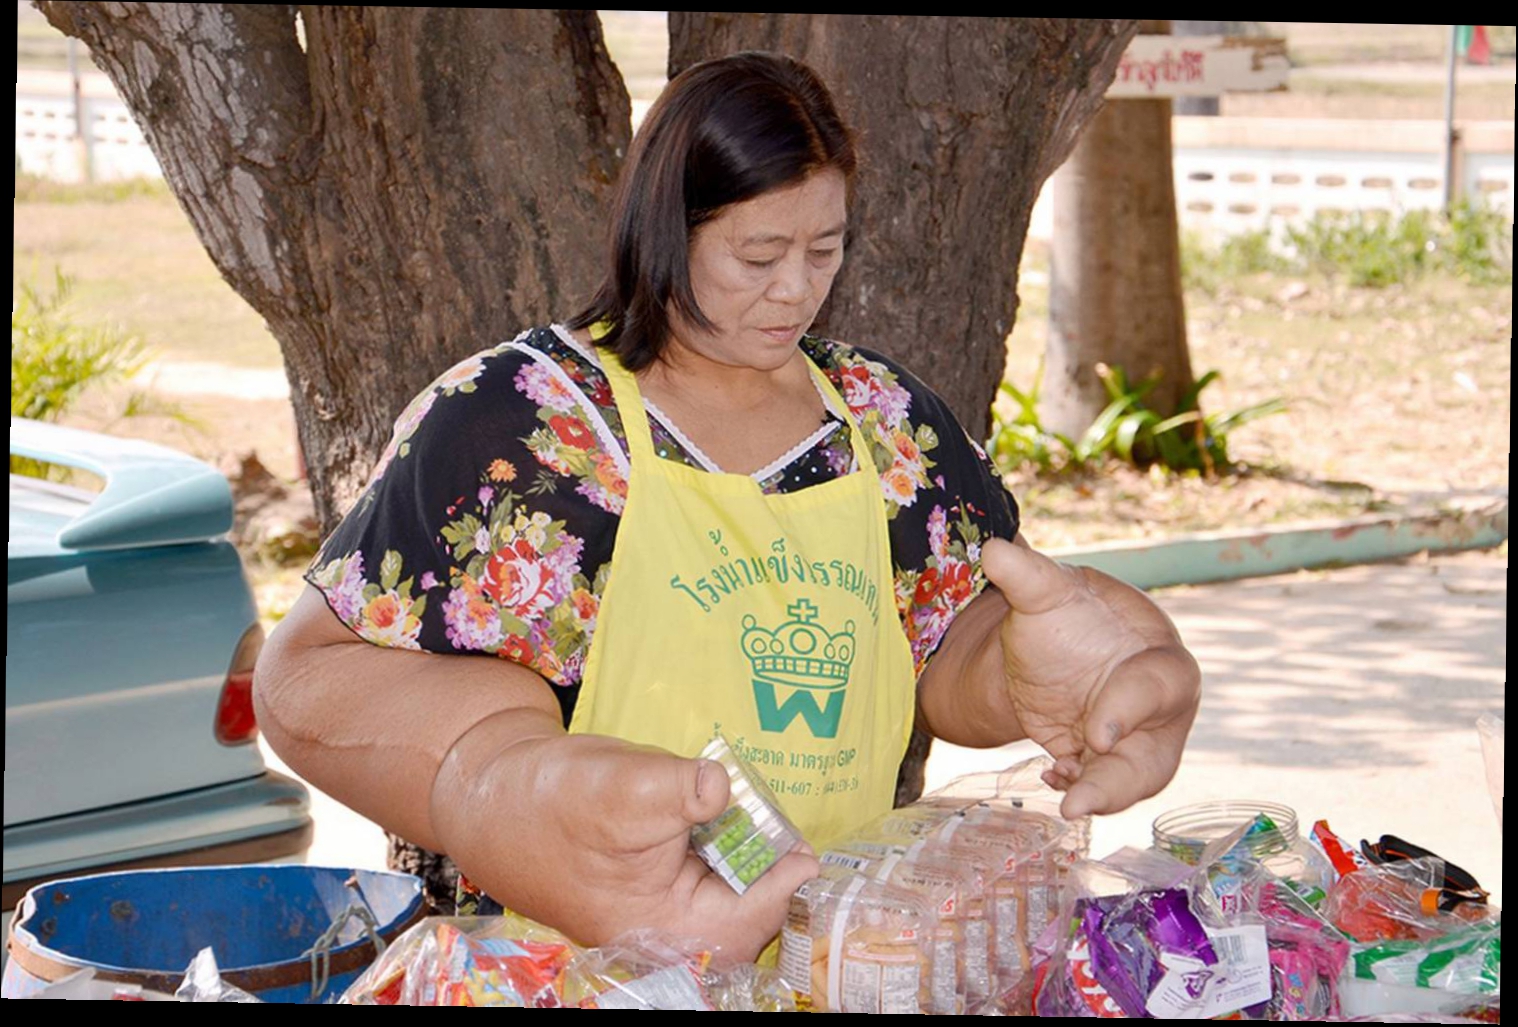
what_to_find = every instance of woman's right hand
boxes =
[432,719,818,965]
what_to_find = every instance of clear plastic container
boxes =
[689,735,803,894]
[1152,800,1332,901]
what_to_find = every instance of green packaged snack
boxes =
[690,735,804,894]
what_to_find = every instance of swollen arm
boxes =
[252,584,565,853]
[914,549,1025,748]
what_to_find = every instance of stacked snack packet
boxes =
[775,755,1089,1014]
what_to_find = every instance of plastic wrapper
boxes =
[1478,714,1503,828]
[820,847,979,1012]
[690,734,804,894]
[929,813,1070,992]
[706,962,798,1012]
[1191,828,1352,1022]
[777,874,939,1013]
[340,915,578,1006]
[1031,846,1278,1019]
[1247,874,1351,1020]
[925,754,1093,859]
[1330,1017,1491,1024]
[1442,998,1501,1023]
[568,931,797,1010]
[1347,921,1502,997]
[175,947,261,1003]
[829,832,999,1006]
[566,933,717,1009]
[1325,857,1495,943]
[843,803,1075,995]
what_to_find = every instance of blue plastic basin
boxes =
[3,865,426,1002]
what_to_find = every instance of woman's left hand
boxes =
[979,536,1201,819]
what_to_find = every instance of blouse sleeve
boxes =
[304,340,619,702]
[830,345,1019,677]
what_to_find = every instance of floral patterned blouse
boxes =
[307,325,1020,727]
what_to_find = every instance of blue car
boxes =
[5,420,312,925]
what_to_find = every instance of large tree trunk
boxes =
[36,4,630,535]
[670,15,1137,804]
[1043,21,1195,440]
[38,2,629,913]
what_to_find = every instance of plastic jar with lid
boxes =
[1152,800,1334,902]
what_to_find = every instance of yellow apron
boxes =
[568,350,916,851]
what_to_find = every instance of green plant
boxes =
[1182,227,1285,293]
[1284,209,1433,287]
[987,359,1070,473]
[987,364,1287,478]
[1091,365,1287,476]
[11,270,190,476]
[1185,202,1512,292]
[11,270,152,422]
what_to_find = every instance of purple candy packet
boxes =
[1084,887,1218,1017]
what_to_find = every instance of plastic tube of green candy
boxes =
[690,735,804,894]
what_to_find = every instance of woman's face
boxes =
[671,169,848,373]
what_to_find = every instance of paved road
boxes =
[928,548,1506,904]
[265,548,1507,904]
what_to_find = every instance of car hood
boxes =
[9,419,234,557]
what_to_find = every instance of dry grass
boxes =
[1003,239,1510,551]
[12,192,282,368]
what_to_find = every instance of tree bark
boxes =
[38,2,630,912]
[36,4,631,534]
[670,15,1136,805]
[1043,20,1195,440]
[669,15,1136,443]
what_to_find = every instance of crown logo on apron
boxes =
[742,600,856,739]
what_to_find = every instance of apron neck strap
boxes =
[599,349,659,464]
[599,346,877,478]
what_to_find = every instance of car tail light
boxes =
[215,624,266,745]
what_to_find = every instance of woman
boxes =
[254,52,1200,962]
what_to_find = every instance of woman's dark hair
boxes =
[569,51,857,371]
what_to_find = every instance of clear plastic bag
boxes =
[1345,921,1502,998]
[831,756,1086,1002]
[924,814,1070,992]
[827,831,999,1008]
[690,734,805,893]
[820,847,978,1013]
[1324,857,1497,943]
[566,932,717,1009]
[1031,845,1278,1019]
[339,915,579,1006]
[567,933,797,1011]
[1478,714,1503,828]
[924,753,1093,859]
[175,947,261,1003]
[706,962,798,1012]
[1188,834,1352,1022]
[777,874,939,1014]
